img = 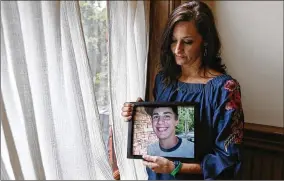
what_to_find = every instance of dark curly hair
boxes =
[160,1,226,86]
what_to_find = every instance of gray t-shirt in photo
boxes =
[147,137,194,158]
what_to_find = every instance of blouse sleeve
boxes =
[202,79,244,179]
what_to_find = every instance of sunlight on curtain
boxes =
[79,0,109,151]
[108,1,150,180]
[1,0,149,180]
[1,1,112,179]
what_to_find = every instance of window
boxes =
[79,1,109,149]
[79,3,119,178]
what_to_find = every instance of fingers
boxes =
[121,103,133,114]
[125,116,132,121]
[143,155,158,162]
[121,103,134,121]
[136,97,144,102]
[121,97,143,121]
[121,106,133,112]
[142,155,174,173]
[142,160,159,170]
[123,102,133,107]
[121,112,132,121]
[120,110,132,117]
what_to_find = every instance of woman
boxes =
[121,1,244,180]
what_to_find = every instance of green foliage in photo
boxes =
[176,106,194,135]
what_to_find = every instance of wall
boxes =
[242,123,284,180]
[146,1,173,101]
[214,1,283,127]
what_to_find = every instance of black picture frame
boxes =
[127,101,200,163]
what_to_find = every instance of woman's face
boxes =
[171,21,203,67]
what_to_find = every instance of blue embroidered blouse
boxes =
[146,73,244,180]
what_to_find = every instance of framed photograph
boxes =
[127,102,200,163]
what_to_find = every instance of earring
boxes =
[204,46,208,57]
[204,43,208,57]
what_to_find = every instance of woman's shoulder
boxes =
[155,71,164,81]
[207,73,242,106]
[207,73,242,109]
[207,72,241,91]
[154,71,170,89]
[155,70,241,91]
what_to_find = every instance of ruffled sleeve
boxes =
[202,79,244,179]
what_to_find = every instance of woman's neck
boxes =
[179,59,222,83]
[181,66,201,78]
[159,136,178,149]
[180,66,222,84]
[180,58,202,78]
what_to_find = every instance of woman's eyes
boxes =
[171,39,193,45]
[184,40,193,44]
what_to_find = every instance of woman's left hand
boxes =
[142,155,175,173]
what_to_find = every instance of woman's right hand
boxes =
[121,97,143,121]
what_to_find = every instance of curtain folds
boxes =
[108,1,150,180]
[1,1,112,180]
[1,0,149,180]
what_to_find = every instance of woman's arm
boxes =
[179,163,202,174]
[201,79,244,179]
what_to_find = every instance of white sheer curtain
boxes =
[1,0,149,180]
[1,1,112,180]
[108,1,150,180]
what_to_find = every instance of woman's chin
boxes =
[175,60,186,66]
[175,58,198,67]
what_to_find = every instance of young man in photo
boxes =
[147,106,194,158]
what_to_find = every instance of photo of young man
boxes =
[146,106,194,158]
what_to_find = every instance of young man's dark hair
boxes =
[146,106,178,120]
